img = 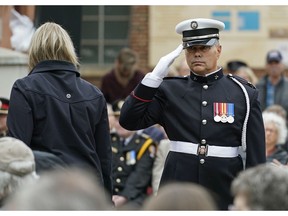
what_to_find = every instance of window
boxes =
[80,6,131,67]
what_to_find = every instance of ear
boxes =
[216,45,222,59]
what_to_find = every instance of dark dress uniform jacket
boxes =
[119,69,266,209]
[111,132,156,207]
[7,60,112,196]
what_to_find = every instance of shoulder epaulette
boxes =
[227,73,256,89]
[164,76,188,80]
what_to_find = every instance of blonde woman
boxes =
[7,22,112,197]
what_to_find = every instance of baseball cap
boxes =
[0,137,35,176]
[227,60,248,73]
[175,18,225,48]
[266,50,282,63]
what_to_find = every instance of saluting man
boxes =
[111,100,157,209]
[119,18,266,210]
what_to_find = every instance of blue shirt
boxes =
[266,80,275,107]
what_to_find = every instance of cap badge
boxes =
[190,21,198,29]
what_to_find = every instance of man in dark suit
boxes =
[119,18,266,210]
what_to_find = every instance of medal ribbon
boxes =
[228,103,234,118]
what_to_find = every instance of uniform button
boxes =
[200,159,205,164]
[202,119,207,125]
[203,85,208,90]
[66,94,71,99]
[202,101,207,106]
[114,188,119,192]
[120,157,124,161]
[116,178,121,183]
[117,167,123,172]
[201,139,206,144]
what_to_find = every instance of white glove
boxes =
[142,44,183,88]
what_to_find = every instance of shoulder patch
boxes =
[227,73,256,89]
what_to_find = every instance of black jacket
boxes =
[7,60,112,196]
[119,69,266,209]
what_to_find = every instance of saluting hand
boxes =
[142,44,183,88]
[152,43,183,79]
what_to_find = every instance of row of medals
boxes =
[214,114,234,123]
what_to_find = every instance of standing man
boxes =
[0,97,9,137]
[256,50,288,122]
[7,22,112,197]
[101,47,145,104]
[119,18,266,210]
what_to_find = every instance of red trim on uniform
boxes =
[131,91,152,102]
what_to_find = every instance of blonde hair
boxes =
[28,22,79,71]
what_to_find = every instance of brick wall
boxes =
[129,6,149,73]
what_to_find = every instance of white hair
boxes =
[0,170,38,201]
[262,112,288,144]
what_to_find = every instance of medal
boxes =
[126,150,136,165]
[227,103,235,123]
[213,102,221,122]
[220,103,227,123]
[221,115,228,123]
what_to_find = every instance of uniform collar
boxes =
[29,60,80,77]
[190,68,223,84]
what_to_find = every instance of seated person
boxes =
[111,100,157,209]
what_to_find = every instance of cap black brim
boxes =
[183,38,218,48]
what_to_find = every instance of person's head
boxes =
[115,47,138,79]
[265,50,285,78]
[3,167,112,210]
[28,22,79,71]
[231,164,288,210]
[264,104,287,121]
[142,182,217,210]
[0,98,9,135]
[226,60,247,74]
[175,18,224,76]
[262,112,287,148]
[112,100,134,138]
[234,66,258,85]
[0,137,38,204]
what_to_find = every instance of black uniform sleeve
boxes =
[245,90,266,168]
[119,83,162,131]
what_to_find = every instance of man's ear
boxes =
[216,45,222,59]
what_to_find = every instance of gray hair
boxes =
[262,111,287,144]
[3,167,112,210]
[231,164,288,210]
[0,170,38,201]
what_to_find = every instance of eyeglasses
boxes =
[265,128,277,134]
[185,46,212,54]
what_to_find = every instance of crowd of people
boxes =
[1,17,288,211]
